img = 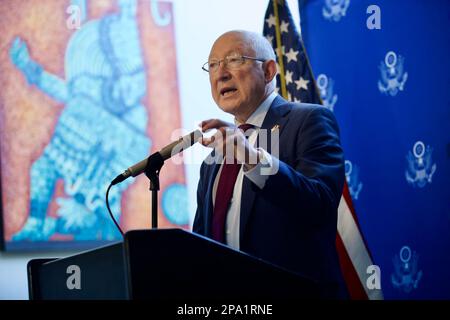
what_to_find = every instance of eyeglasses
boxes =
[202,54,266,73]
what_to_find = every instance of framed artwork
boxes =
[0,0,190,250]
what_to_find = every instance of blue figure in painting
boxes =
[9,0,150,241]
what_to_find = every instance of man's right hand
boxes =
[198,118,235,151]
[199,119,260,167]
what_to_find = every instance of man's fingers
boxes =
[200,135,215,147]
[199,127,249,164]
[202,119,223,131]
[198,119,214,131]
[199,118,234,132]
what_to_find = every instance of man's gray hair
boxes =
[226,30,278,89]
[230,30,276,61]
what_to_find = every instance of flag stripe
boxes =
[342,183,375,262]
[336,233,368,299]
[338,194,384,300]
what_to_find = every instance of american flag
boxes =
[263,0,321,104]
[263,0,383,300]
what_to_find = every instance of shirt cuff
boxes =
[243,148,278,189]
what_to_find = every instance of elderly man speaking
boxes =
[193,30,348,299]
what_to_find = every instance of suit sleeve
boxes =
[260,106,345,225]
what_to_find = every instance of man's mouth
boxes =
[220,87,237,97]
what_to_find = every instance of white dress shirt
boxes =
[212,91,278,250]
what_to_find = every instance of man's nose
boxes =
[216,63,231,81]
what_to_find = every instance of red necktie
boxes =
[211,124,253,243]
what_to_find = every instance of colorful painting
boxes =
[0,0,189,250]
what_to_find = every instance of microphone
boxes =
[111,129,202,185]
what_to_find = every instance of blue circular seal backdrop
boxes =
[300,0,450,298]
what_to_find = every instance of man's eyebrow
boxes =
[208,50,243,61]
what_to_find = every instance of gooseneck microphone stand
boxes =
[108,130,202,233]
[144,152,165,229]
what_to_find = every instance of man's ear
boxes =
[263,59,277,83]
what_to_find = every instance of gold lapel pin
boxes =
[271,124,280,132]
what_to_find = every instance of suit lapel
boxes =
[239,96,292,242]
[204,156,221,237]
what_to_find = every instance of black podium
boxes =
[27,229,318,300]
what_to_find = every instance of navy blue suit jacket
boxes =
[193,96,348,298]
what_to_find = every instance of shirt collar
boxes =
[234,91,278,128]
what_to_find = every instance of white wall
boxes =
[0,0,299,300]
[0,250,77,299]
